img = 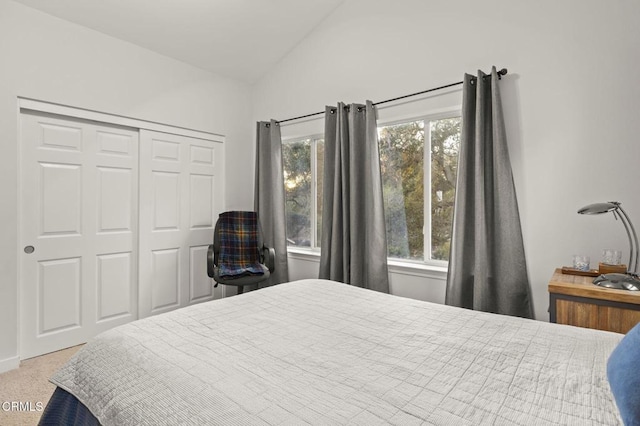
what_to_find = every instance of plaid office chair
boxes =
[207,211,275,295]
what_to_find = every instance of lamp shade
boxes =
[577,202,620,215]
[577,200,639,279]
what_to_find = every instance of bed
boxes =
[41,279,627,425]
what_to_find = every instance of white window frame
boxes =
[283,107,461,273]
[378,109,460,268]
[310,135,321,250]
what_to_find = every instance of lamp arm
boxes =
[616,206,639,274]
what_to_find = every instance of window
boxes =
[282,113,460,265]
[283,136,323,248]
[378,115,461,263]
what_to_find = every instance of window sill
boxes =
[286,248,448,280]
[387,259,448,280]
[287,247,321,261]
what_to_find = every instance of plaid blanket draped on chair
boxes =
[218,211,265,278]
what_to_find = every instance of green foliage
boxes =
[283,139,311,246]
[378,121,424,259]
[430,118,460,260]
[378,117,460,261]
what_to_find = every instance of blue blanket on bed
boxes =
[218,211,265,278]
[39,387,99,426]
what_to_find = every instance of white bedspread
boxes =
[51,279,623,425]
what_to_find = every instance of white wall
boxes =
[252,0,640,321]
[0,0,253,371]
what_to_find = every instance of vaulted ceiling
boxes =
[13,0,345,84]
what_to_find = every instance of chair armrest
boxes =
[207,244,215,278]
[262,246,276,273]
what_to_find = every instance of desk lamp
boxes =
[578,201,640,290]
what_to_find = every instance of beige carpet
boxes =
[0,345,83,426]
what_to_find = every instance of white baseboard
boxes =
[0,355,20,374]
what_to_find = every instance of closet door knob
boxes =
[24,246,35,254]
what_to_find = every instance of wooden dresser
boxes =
[548,268,640,334]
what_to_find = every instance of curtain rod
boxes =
[276,68,508,125]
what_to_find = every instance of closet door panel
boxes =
[150,248,180,312]
[20,111,138,359]
[139,130,224,318]
[92,126,139,336]
[97,167,134,232]
[39,163,83,236]
[96,252,133,322]
[190,174,214,228]
[38,257,81,334]
[189,245,212,303]
[152,171,181,230]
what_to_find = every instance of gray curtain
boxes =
[319,101,389,293]
[445,67,533,318]
[254,120,289,285]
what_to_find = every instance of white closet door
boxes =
[20,111,138,359]
[139,130,224,318]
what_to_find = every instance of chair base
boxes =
[213,281,249,295]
